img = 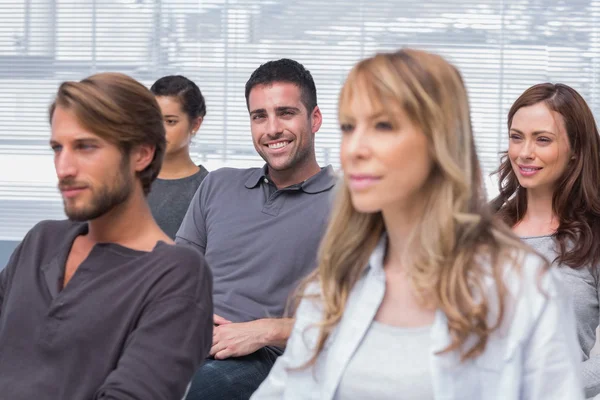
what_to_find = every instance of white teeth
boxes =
[268,141,289,149]
[521,167,540,172]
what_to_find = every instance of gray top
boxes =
[335,321,434,400]
[176,164,336,322]
[522,235,600,398]
[147,165,209,239]
[0,220,213,400]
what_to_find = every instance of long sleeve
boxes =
[581,278,600,398]
[0,262,8,314]
[0,233,29,316]
[93,296,213,400]
[582,356,600,398]
[251,284,323,399]
[521,268,585,399]
[93,251,214,400]
[0,256,10,312]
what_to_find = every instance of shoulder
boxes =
[190,166,209,187]
[5,220,83,268]
[22,219,81,246]
[481,247,560,329]
[498,248,554,298]
[197,167,261,196]
[30,219,76,234]
[152,241,210,275]
[478,246,552,297]
[197,165,209,179]
[148,242,213,300]
[205,167,261,183]
[294,281,325,323]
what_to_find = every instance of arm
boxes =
[211,318,294,359]
[94,254,214,400]
[251,285,324,399]
[175,180,208,254]
[580,277,600,398]
[0,264,8,313]
[582,357,600,398]
[0,237,28,314]
[265,318,294,348]
[521,268,585,399]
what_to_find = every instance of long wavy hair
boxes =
[491,83,600,269]
[296,49,535,366]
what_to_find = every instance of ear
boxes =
[310,106,322,134]
[130,143,155,173]
[190,117,203,138]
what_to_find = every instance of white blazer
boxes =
[252,236,584,399]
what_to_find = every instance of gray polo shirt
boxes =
[0,219,213,400]
[176,165,336,322]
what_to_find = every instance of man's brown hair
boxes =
[49,72,166,195]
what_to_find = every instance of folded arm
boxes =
[211,317,294,359]
[521,269,585,399]
[582,356,600,398]
[94,296,213,400]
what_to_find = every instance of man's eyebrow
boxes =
[249,108,266,115]
[275,106,300,113]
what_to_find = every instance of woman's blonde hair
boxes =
[297,49,536,365]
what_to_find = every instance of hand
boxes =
[213,314,231,326]
[210,319,271,360]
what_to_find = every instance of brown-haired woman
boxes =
[251,51,583,399]
[148,75,209,239]
[492,82,600,398]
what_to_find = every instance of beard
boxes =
[61,156,134,222]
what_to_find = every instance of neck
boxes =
[158,148,199,179]
[268,156,320,188]
[85,187,162,247]
[522,186,556,226]
[382,199,424,269]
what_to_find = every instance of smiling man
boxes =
[176,59,336,399]
[0,73,213,400]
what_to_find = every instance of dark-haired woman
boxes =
[148,75,209,239]
[492,83,600,398]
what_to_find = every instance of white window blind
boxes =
[1,0,600,240]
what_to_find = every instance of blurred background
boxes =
[1,0,599,265]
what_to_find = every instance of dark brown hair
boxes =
[49,72,166,195]
[151,75,207,120]
[244,58,317,113]
[491,83,600,269]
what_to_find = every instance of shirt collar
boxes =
[367,233,388,273]
[244,164,337,194]
[41,221,89,298]
[244,164,270,189]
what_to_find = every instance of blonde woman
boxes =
[251,50,583,399]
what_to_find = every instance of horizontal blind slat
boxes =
[0,0,599,239]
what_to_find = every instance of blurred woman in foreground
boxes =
[252,49,583,399]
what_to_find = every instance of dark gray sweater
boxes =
[0,220,213,400]
[148,165,209,239]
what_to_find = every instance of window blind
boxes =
[1,0,599,240]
